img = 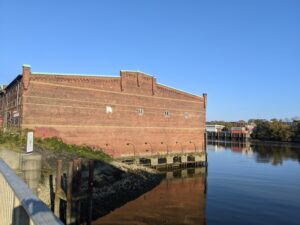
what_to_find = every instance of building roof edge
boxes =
[157,83,204,99]
[31,72,119,78]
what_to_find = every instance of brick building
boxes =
[0,65,207,158]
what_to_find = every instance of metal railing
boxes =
[0,159,64,225]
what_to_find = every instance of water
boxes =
[206,142,300,225]
[94,142,300,225]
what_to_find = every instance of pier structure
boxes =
[118,151,207,169]
[207,131,250,142]
[162,166,207,180]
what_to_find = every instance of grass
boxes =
[0,130,112,162]
[35,137,112,162]
[0,130,26,152]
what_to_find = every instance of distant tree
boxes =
[269,120,292,141]
[270,118,278,123]
[222,127,229,132]
[291,121,300,142]
[251,119,297,142]
[248,119,255,124]
[238,120,246,124]
[210,117,300,143]
[251,120,272,140]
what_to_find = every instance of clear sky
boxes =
[1,0,299,121]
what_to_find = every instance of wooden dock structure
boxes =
[117,151,208,170]
[207,131,250,142]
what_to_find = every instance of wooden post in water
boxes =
[55,160,62,218]
[73,159,82,225]
[49,174,55,212]
[87,160,94,225]
[66,161,74,225]
[52,158,94,225]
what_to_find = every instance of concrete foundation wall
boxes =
[0,149,42,194]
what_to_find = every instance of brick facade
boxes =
[0,76,23,129]
[0,65,207,158]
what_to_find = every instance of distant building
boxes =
[0,85,6,91]
[245,123,256,134]
[206,124,225,133]
[230,127,248,134]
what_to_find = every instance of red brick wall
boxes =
[0,75,23,129]
[21,68,206,157]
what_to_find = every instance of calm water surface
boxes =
[94,143,300,225]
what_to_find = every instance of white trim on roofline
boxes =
[157,83,203,98]
[30,71,204,98]
[31,72,119,78]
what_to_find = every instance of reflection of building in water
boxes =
[94,167,207,225]
[210,144,226,152]
[242,146,253,156]
[208,141,253,156]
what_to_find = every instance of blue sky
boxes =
[1,0,300,121]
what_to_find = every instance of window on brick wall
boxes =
[137,108,144,116]
[106,105,113,114]
[164,111,171,117]
[184,112,189,119]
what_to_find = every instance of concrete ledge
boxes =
[0,149,21,170]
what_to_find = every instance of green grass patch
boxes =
[35,137,112,162]
[0,130,25,152]
[0,131,112,162]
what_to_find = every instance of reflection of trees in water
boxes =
[209,141,300,165]
[251,144,300,165]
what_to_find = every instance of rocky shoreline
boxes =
[33,145,163,221]
[92,162,162,219]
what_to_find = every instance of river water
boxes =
[94,142,300,225]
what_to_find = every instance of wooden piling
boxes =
[73,159,82,225]
[66,161,74,225]
[49,174,55,212]
[54,160,62,218]
[87,160,94,225]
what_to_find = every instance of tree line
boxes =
[207,118,300,142]
[251,119,300,142]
